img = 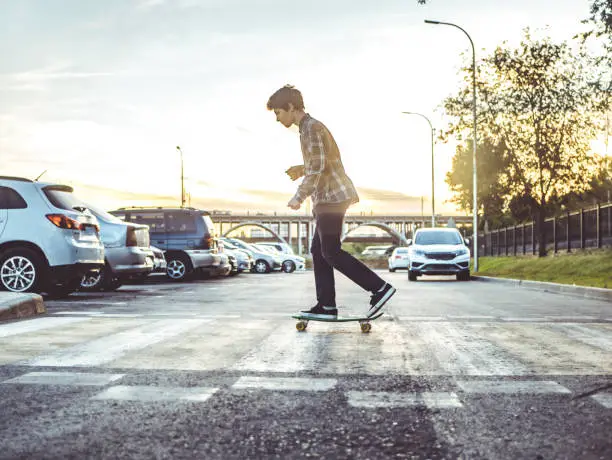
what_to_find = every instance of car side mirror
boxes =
[406,239,412,246]
[464,239,470,246]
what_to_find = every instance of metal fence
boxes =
[478,202,612,256]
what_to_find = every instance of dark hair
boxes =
[266,85,305,111]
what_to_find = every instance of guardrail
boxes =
[478,202,612,256]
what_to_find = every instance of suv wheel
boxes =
[253,259,270,274]
[457,270,470,281]
[166,254,192,281]
[282,260,296,273]
[0,248,44,293]
[408,271,418,282]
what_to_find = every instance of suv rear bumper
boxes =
[106,247,155,276]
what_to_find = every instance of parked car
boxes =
[388,247,410,272]
[110,207,229,281]
[253,243,305,273]
[0,176,104,297]
[220,237,282,273]
[150,245,167,274]
[407,228,471,281]
[80,203,154,291]
[255,241,294,255]
[361,245,393,257]
[219,240,253,274]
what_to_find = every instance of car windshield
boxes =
[415,231,463,245]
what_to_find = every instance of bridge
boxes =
[214,213,473,255]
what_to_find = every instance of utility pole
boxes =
[176,146,185,207]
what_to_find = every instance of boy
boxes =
[266,85,396,319]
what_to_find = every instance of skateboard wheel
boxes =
[296,321,307,332]
[360,322,372,333]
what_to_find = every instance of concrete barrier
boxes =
[0,292,46,321]
[472,276,612,303]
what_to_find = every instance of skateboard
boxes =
[291,310,385,333]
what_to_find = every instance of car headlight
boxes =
[456,248,468,256]
[410,249,425,257]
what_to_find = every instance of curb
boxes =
[0,293,46,321]
[471,276,612,302]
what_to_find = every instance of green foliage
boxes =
[476,249,612,288]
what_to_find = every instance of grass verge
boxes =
[474,249,612,289]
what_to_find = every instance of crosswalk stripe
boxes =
[91,385,219,402]
[591,393,612,408]
[1,371,124,386]
[232,376,337,391]
[456,380,571,394]
[0,317,91,337]
[19,319,210,368]
[552,324,612,351]
[347,391,463,409]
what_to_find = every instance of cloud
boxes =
[357,187,422,204]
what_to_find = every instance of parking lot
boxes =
[0,270,611,459]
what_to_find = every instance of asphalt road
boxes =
[0,270,610,459]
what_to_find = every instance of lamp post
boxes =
[176,146,185,207]
[425,19,479,271]
[402,111,435,227]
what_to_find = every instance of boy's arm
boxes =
[291,126,325,204]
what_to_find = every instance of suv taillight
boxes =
[46,214,99,232]
[126,228,138,247]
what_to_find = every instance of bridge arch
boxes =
[222,221,290,246]
[342,221,409,246]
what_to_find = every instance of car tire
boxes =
[253,259,270,274]
[81,263,111,291]
[282,260,296,273]
[389,267,396,272]
[0,247,45,293]
[408,271,418,282]
[457,270,470,281]
[166,254,192,281]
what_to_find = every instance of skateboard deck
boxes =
[291,310,385,333]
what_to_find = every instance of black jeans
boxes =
[311,207,384,307]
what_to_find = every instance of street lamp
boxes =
[425,19,479,271]
[402,111,435,227]
[176,146,185,207]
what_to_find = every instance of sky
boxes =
[0,0,602,216]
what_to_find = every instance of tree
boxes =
[445,137,514,228]
[442,30,605,256]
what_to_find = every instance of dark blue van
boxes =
[110,207,230,281]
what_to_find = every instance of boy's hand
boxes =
[287,197,301,210]
[285,165,305,181]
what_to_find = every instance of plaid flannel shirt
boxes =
[292,114,359,208]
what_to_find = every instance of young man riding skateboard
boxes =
[266,85,396,320]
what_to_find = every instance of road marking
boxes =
[231,324,325,373]
[347,391,463,409]
[447,315,496,320]
[397,316,446,321]
[20,319,210,367]
[415,322,530,375]
[91,385,219,402]
[546,316,597,321]
[456,380,571,394]
[0,317,91,337]
[232,376,337,391]
[1,371,124,386]
[552,324,612,351]
[501,317,549,322]
[591,393,612,408]
[52,311,103,316]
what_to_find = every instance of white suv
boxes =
[408,228,471,281]
[0,176,105,297]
